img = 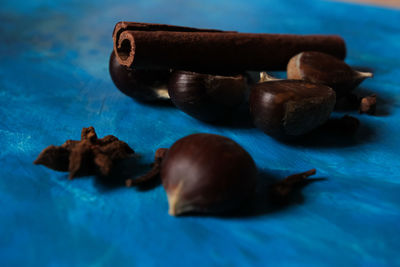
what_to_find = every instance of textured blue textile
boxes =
[1,0,399,266]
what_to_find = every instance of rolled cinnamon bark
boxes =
[112,22,231,42]
[113,22,346,71]
[112,22,234,68]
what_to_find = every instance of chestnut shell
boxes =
[250,80,336,139]
[287,51,372,96]
[168,70,247,122]
[109,51,170,102]
[161,133,257,215]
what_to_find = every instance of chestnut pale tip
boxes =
[259,72,280,83]
[155,88,170,99]
[356,71,373,79]
[167,181,185,216]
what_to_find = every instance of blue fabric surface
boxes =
[1,0,400,265]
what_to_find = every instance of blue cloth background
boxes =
[1,0,399,265]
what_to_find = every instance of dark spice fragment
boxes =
[359,94,377,115]
[34,127,134,179]
[125,148,168,187]
[270,169,317,204]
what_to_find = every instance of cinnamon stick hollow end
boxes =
[116,31,136,67]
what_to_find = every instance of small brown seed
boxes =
[359,94,377,115]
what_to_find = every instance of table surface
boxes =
[1,0,400,266]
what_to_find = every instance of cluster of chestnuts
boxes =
[110,50,373,139]
[109,50,374,216]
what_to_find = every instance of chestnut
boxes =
[168,70,247,122]
[126,133,257,216]
[127,134,257,215]
[126,133,318,216]
[161,133,257,215]
[249,79,336,139]
[109,51,170,102]
[287,51,373,96]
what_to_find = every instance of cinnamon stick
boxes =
[113,22,346,71]
[112,22,231,43]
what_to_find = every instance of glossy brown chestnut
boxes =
[250,80,336,139]
[109,51,170,102]
[160,133,257,216]
[168,70,247,122]
[287,51,373,96]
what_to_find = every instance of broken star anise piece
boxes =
[34,126,134,179]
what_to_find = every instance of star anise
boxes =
[34,127,134,179]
